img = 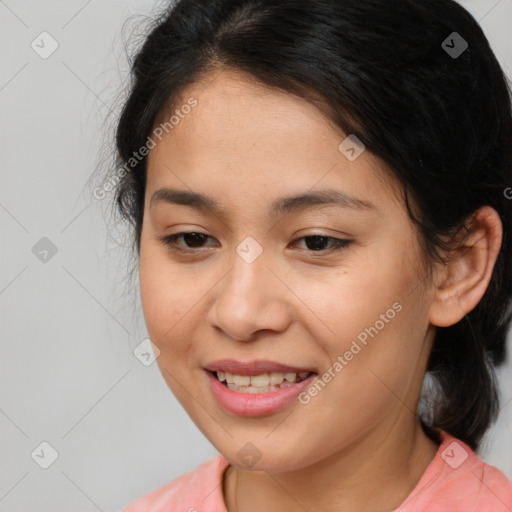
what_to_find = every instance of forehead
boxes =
[146,69,402,217]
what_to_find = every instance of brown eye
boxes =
[291,235,352,253]
[158,232,216,250]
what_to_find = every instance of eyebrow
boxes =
[150,187,377,216]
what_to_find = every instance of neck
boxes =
[223,419,440,512]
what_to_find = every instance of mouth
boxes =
[205,369,317,394]
[205,366,318,416]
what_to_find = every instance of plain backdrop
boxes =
[1,1,512,511]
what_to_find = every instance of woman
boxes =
[113,0,512,510]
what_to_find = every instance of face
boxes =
[139,69,437,473]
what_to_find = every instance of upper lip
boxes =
[204,359,317,376]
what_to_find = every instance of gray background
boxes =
[1,1,511,511]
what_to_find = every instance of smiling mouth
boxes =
[209,370,315,393]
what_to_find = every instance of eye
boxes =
[290,234,352,253]
[158,232,216,251]
[158,232,352,254]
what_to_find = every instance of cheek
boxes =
[138,248,206,407]
[138,241,197,352]
[301,257,403,349]
[318,308,426,432]
[306,247,424,391]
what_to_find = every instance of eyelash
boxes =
[157,232,353,255]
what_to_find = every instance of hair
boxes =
[112,0,512,451]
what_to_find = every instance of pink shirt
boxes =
[121,429,512,511]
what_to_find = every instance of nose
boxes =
[207,249,292,342]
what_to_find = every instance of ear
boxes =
[428,205,503,328]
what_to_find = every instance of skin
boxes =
[138,68,503,512]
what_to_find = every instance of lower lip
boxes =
[206,370,317,416]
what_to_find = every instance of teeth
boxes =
[233,374,251,386]
[216,370,312,390]
[226,382,297,393]
[251,373,270,387]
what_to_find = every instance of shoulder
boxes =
[120,454,230,512]
[399,429,512,511]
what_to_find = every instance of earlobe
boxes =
[428,206,503,328]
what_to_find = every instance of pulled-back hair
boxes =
[113,0,512,451]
